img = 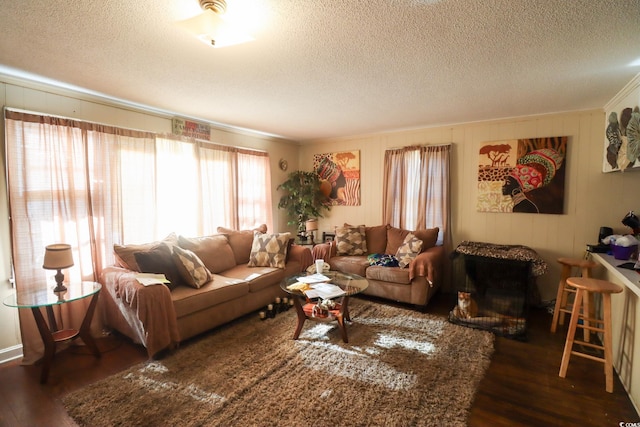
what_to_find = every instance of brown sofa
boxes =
[312,224,445,308]
[100,227,313,357]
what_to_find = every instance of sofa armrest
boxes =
[311,242,334,262]
[409,245,445,285]
[288,244,313,272]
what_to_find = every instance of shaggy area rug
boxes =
[63,299,494,427]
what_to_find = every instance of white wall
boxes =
[299,110,640,302]
[0,76,301,355]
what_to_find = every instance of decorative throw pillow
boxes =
[367,253,400,267]
[335,226,367,256]
[395,233,424,268]
[247,232,291,269]
[114,232,178,272]
[172,246,213,289]
[133,242,184,290]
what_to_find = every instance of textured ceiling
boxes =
[1,0,639,142]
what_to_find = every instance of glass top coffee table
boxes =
[280,270,368,343]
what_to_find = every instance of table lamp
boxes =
[43,244,74,292]
[305,219,318,244]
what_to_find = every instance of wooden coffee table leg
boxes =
[31,307,56,384]
[342,296,351,321]
[78,291,102,357]
[336,313,348,343]
[292,297,306,339]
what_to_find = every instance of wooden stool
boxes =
[558,277,622,393]
[550,257,598,341]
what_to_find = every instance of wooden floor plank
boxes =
[0,292,637,426]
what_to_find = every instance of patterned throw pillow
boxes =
[247,232,291,269]
[367,253,400,267]
[133,242,184,290]
[395,233,423,268]
[335,226,367,256]
[172,246,213,289]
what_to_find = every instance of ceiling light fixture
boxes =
[178,0,254,48]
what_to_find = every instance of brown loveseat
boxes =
[100,226,313,357]
[312,224,444,308]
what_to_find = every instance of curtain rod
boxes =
[387,142,453,150]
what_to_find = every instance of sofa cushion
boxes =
[171,276,250,318]
[114,233,178,272]
[396,233,423,268]
[172,246,213,289]
[365,224,389,254]
[133,242,184,290]
[335,225,367,255]
[414,227,439,250]
[329,255,370,277]
[219,264,286,293]
[177,234,236,274]
[366,265,412,285]
[386,226,439,254]
[385,226,412,255]
[248,232,291,269]
[217,224,268,265]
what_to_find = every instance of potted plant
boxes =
[277,170,331,238]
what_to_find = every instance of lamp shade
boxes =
[305,219,318,232]
[43,244,74,270]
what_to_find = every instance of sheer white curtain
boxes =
[4,110,272,363]
[382,144,451,248]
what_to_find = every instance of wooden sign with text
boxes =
[172,118,211,141]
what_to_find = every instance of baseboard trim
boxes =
[0,344,23,365]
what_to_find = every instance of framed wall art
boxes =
[477,136,568,214]
[313,150,361,206]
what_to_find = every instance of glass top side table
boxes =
[3,281,102,383]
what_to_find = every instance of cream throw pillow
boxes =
[247,232,291,269]
[335,225,367,256]
[172,246,213,289]
[395,233,423,268]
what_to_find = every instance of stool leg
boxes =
[603,293,614,393]
[559,289,584,379]
[551,265,571,333]
[582,290,591,343]
[579,265,594,341]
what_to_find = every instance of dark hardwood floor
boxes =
[0,292,638,426]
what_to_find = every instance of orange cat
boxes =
[453,291,478,319]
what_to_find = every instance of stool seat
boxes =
[565,277,623,294]
[551,257,598,339]
[559,277,622,393]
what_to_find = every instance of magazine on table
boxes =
[297,273,330,284]
[303,282,345,299]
